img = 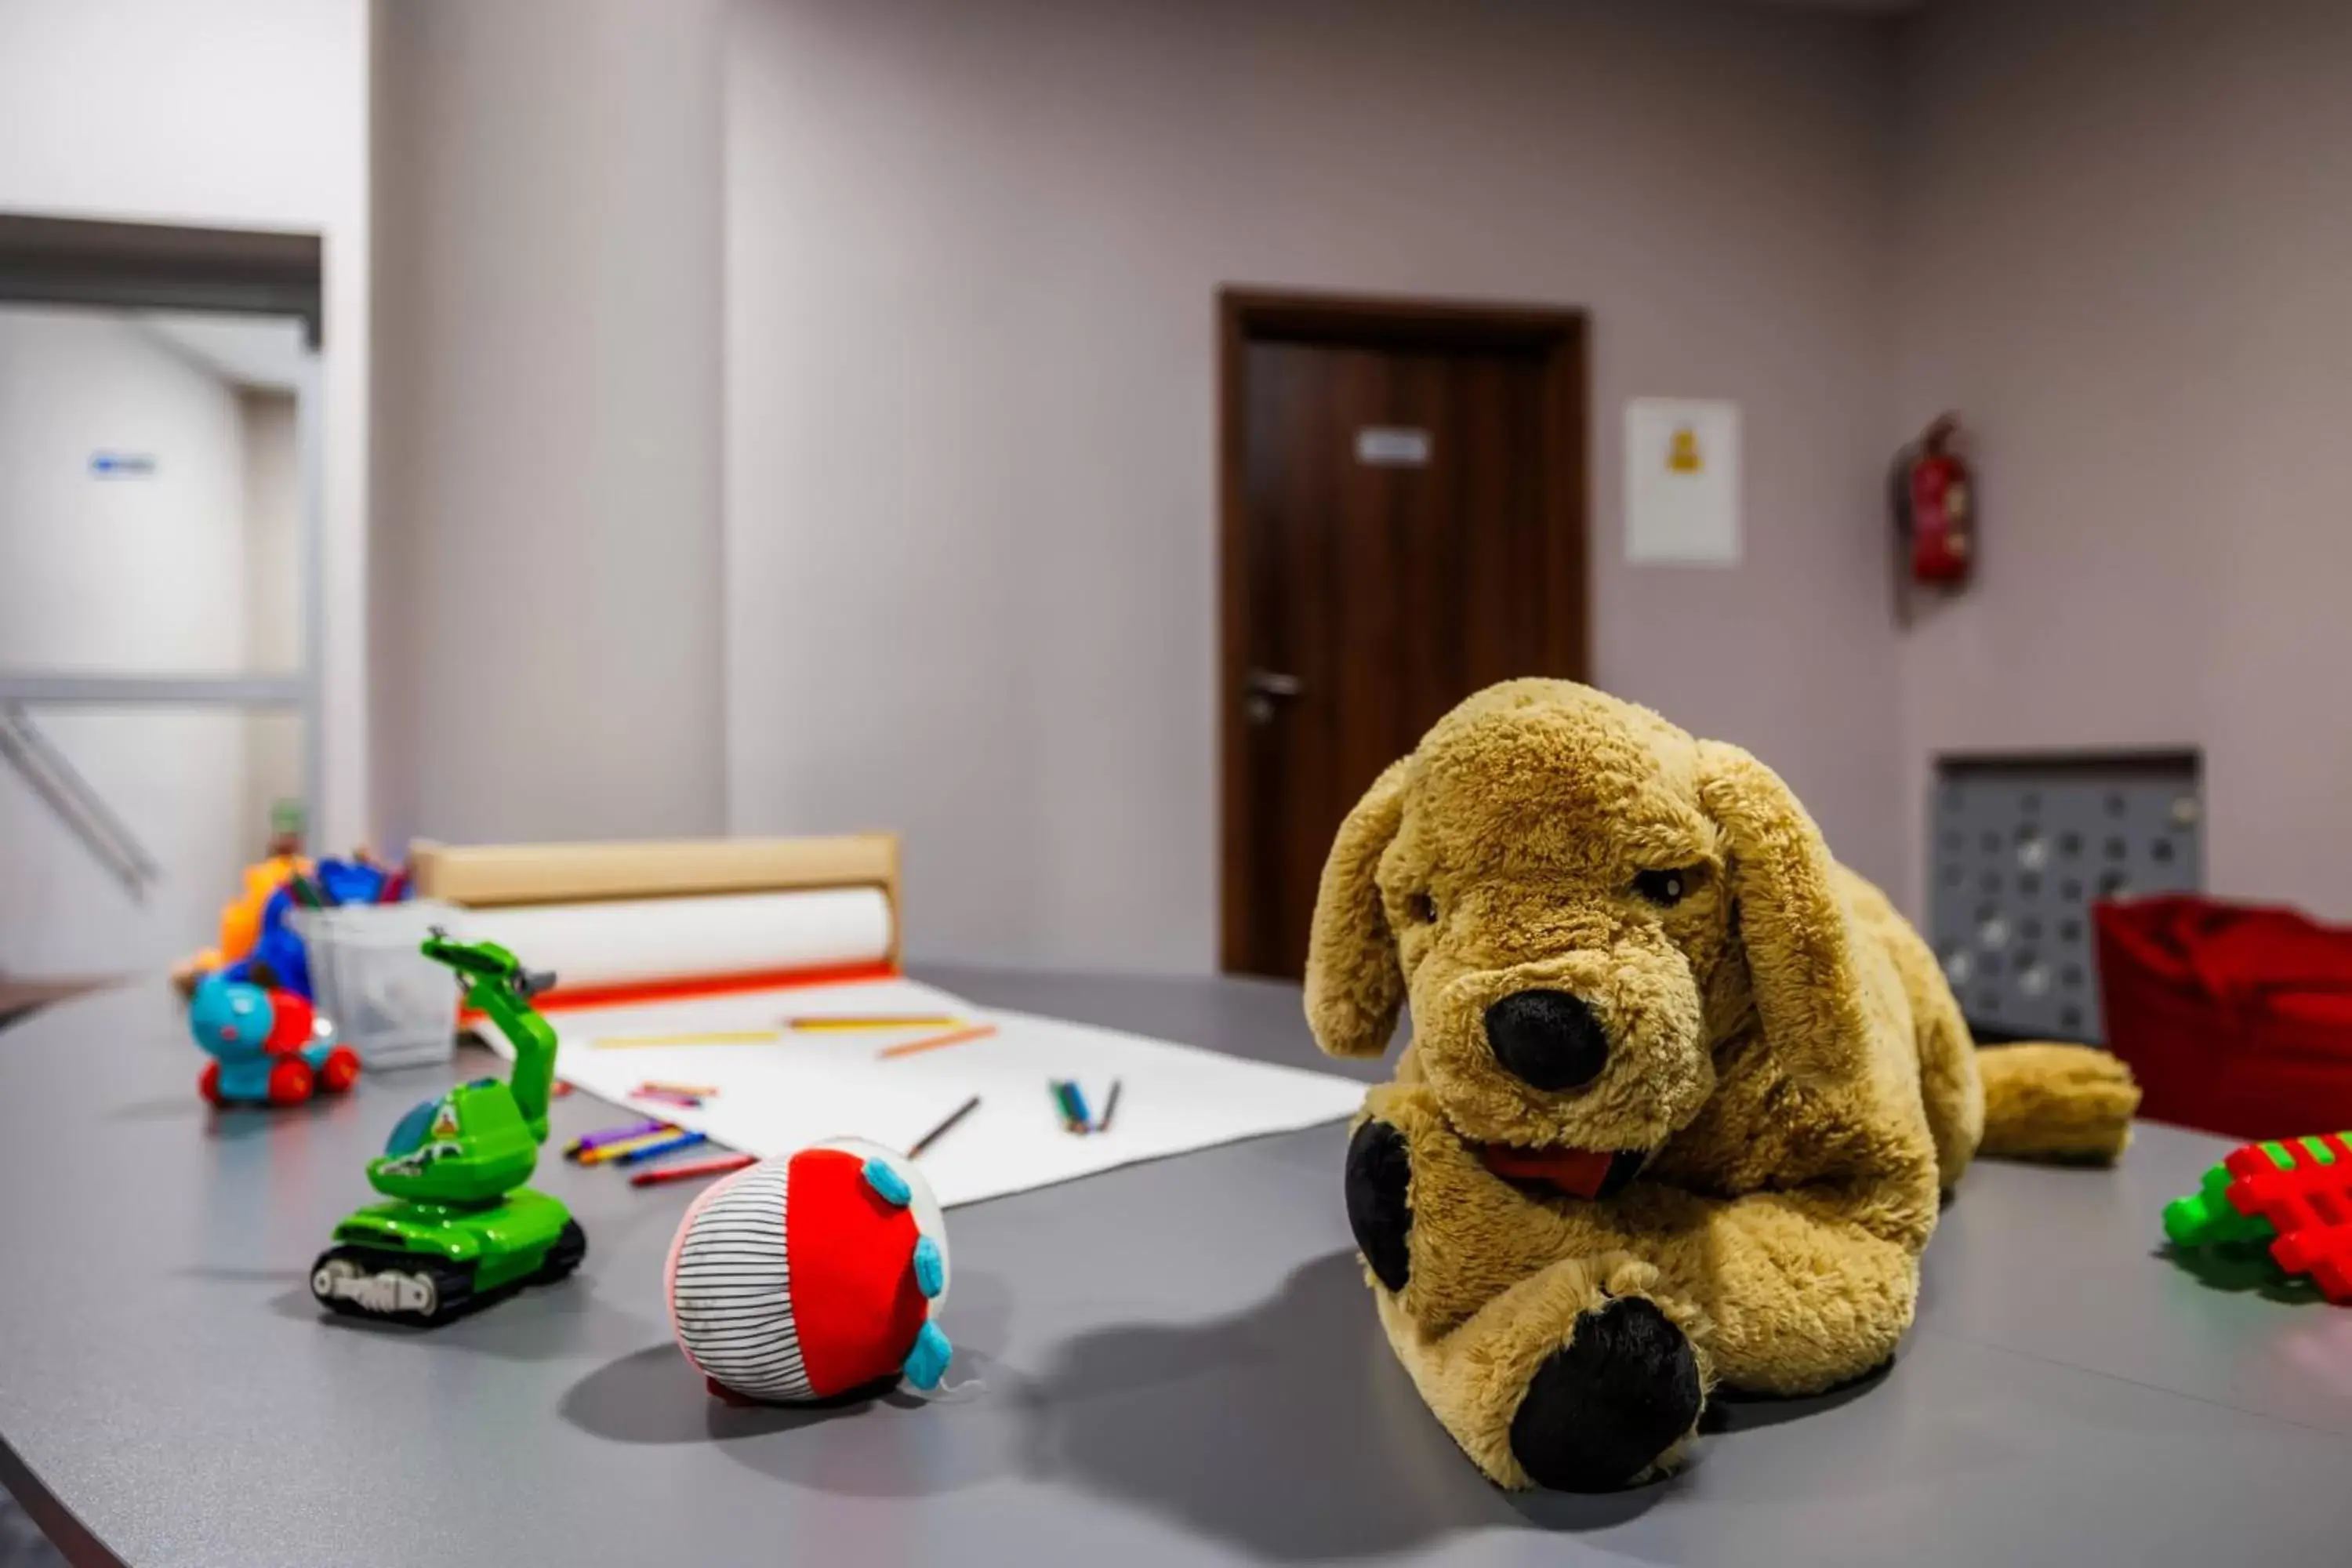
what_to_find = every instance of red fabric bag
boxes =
[2095,895,2352,1139]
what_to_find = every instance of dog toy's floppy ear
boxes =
[1697,741,1874,1088]
[1305,759,1409,1058]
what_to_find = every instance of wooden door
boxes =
[1219,292,1587,980]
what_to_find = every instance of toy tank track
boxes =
[539,1218,588,1282]
[310,1223,584,1328]
[310,1245,477,1327]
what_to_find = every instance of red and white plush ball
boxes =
[665,1138,952,1403]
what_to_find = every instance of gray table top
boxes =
[2,967,2347,1566]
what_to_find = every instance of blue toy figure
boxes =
[216,858,397,1001]
[223,884,313,997]
[190,974,361,1107]
[314,856,393,907]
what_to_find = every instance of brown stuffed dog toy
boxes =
[1306,680,2139,1492]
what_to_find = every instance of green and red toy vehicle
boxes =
[2164,1131,2352,1304]
[310,929,584,1327]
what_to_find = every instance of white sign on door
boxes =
[1356,427,1432,467]
[1624,398,1740,566]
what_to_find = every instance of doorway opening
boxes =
[1218,289,1589,980]
[0,215,325,991]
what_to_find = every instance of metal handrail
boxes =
[0,702,160,899]
[0,673,304,706]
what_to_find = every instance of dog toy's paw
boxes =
[1346,1119,1414,1292]
[1508,1297,1703,1492]
[902,1320,953,1390]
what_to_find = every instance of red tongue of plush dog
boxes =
[1477,1144,1619,1199]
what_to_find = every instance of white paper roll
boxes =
[458,887,893,992]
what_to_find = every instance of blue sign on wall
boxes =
[89,452,158,477]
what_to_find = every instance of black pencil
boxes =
[908,1094,982,1160]
[1095,1079,1122,1133]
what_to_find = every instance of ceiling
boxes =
[135,310,310,393]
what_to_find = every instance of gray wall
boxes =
[239,390,304,856]
[1890,0,2352,920]
[727,0,1905,971]
[369,0,727,850]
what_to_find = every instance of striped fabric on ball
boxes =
[666,1156,813,1402]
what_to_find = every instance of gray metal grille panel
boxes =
[1929,753,2201,1042]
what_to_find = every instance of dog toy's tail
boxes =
[1976,1044,2142,1164]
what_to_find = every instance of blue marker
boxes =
[613,1128,707,1166]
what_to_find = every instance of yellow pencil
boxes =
[591,1029,782,1050]
[789,1015,965,1032]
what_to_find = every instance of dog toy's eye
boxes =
[1632,867,1700,907]
[1406,892,1438,924]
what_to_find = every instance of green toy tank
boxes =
[310,931,585,1327]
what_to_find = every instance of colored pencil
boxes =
[579,1128,688,1166]
[564,1118,670,1159]
[1051,1080,1084,1133]
[579,1128,682,1166]
[639,1080,717,1097]
[907,1094,981,1160]
[789,1014,966,1031]
[1062,1080,1093,1128]
[633,1090,703,1109]
[630,1152,757,1188]
[613,1130,708,1166]
[591,1029,782,1049]
[877,1022,998,1061]
[1095,1079,1122,1133]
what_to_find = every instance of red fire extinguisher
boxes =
[1892,413,1973,619]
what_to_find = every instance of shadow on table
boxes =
[560,1266,1023,1497]
[564,1342,909,1443]
[199,1106,292,1142]
[2155,1240,2327,1304]
[258,1271,653,1362]
[559,1247,1892,1555]
[1701,1359,1892,1433]
[1019,1249,1668,1560]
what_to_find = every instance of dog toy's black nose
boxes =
[1483,989,1610,1091]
